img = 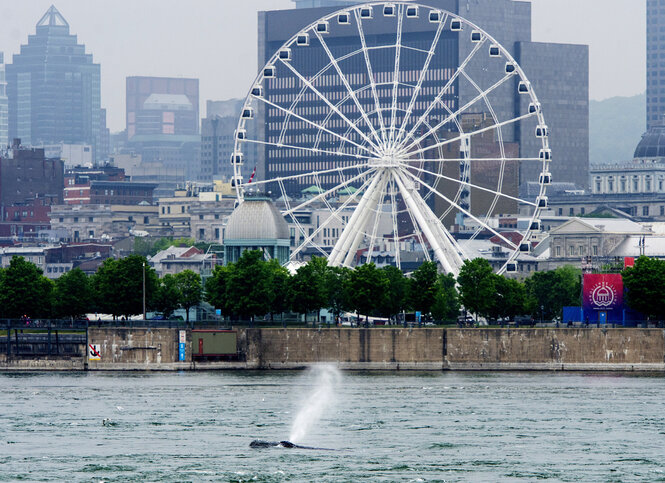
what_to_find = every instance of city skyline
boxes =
[0,0,647,132]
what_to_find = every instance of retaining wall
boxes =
[3,327,665,371]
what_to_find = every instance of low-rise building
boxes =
[149,245,217,277]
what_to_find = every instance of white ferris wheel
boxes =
[232,2,551,275]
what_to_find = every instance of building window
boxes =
[620,179,626,192]
[580,207,585,215]
[89,217,94,222]
[592,246,598,256]
[181,206,185,213]
[661,206,664,216]
[569,207,574,216]
[199,214,204,220]
[558,208,563,216]
[608,180,614,191]
[89,230,94,237]
[199,228,205,239]
[167,207,171,214]
[595,181,601,192]
[556,246,561,256]
[568,245,575,256]
[215,228,220,239]
[643,206,650,216]
[214,214,219,220]
[161,207,165,214]
[144,216,149,224]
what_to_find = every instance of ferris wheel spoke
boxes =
[282,167,375,216]
[401,169,518,250]
[405,111,536,157]
[313,30,384,148]
[399,71,515,154]
[365,174,390,265]
[278,59,382,152]
[394,37,488,147]
[388,178,401,269]
[354,10,388,145]
[405,163,538,207]
[291,172,377,260]
[278,178,329,258]
[342,171,389,266]
[387,5,405,144]
[254,95,378,156]
[402,156,540,163]
[329,170,386,266]
[242,137,370,161]
[249,162,371,188]
[391,12,446,146]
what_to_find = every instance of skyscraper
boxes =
[125,76,200,181]
[648,0,665,129]
[201,99,243,180]
[0,52,8,150]
[6,6,103,161]
[256,0,588,193]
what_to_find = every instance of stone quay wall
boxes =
[2,327,664,371]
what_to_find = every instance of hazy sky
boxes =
[0,0,646,132]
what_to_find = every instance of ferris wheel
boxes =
[232,2,551,275]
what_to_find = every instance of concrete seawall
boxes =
[3,327,665,371]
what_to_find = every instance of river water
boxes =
[1,369,664,482]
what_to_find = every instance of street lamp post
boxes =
[142,262,146,321]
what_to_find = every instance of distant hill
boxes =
[590,93,645,165]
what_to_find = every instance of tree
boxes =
[289,259,327,323]
[205,265,232,316]
[488,275,526,322]
[92,255,158,318]
[525,265,581,320]
[174,270,202,323]
[266,259,291,324]
[153,274,180,319]
[623,256,665,320]
[0,256,54,318]
[53,268,94,319]
[344,263,389,324]
[379,265,408,320]
[431,273,460,322]
[325,265,351,323]
[409,261,439,316]
[226,250,273,322]
[457,258,496,320]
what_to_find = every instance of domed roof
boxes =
[225,197,289,241]
[634,124,665,158]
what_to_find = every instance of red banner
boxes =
[624,257,635,268]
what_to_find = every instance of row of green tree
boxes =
[0,250,586,323]
[203,251,582,323]
[0,255,201,321]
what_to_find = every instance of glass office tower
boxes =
[6,6,102,161]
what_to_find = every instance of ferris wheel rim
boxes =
[233,2,551,274]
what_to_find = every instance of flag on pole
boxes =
[248,166,256,183]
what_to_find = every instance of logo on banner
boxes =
[583,274,623,311]
[590,282,617,307]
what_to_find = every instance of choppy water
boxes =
[1,370,665,482]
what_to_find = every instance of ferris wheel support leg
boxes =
[329,171,384,266]
[343,173,389,267]
[392,170,461,276]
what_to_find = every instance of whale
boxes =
[249,439,334,450]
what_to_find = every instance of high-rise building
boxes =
[125,76,200,182]
[256,0,589,194]
[0,52,7,151]
[6,6,103,162]
[648,0,665,129]
[201,99,243,180]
